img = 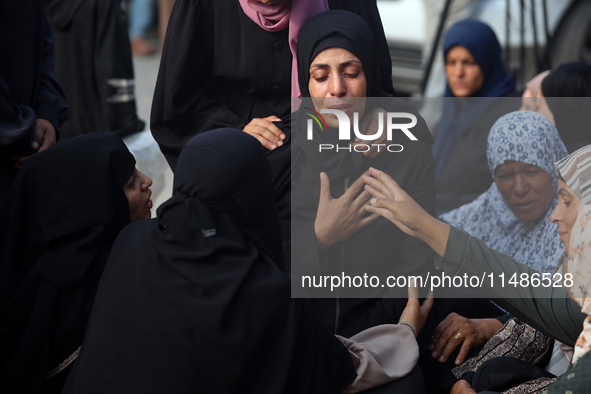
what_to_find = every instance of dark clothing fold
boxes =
[541,62,591,153]
[0,0,68,202]
[0,133,134,394]
[45,0,145,139]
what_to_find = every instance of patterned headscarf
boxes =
[555,145,591,205]
[441,111,568,273]
[566,205,591,363]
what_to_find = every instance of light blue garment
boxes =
[440,111,568,273]
[128,0,155,39]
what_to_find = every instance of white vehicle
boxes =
[377,0,591,96]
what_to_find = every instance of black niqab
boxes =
[63,129,356,393]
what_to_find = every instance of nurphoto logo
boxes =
[305,108,419,153]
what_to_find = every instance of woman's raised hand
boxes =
[314,172,378,250]
[362,167,429,237]
[399,279,434,336]
[362,167,450,257]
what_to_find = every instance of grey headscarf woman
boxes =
[441,111,568,273]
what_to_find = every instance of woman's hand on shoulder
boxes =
[243,115,285,150]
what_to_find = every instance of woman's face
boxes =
[550,179,581,254]
[124,168,153,222]
[308,47,367,129]
[495,161,554,221]
[445,45,484,97]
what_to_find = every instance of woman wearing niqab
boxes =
[62,129,360,393]
[0,133,135,393]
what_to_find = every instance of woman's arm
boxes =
[363,167,586,346]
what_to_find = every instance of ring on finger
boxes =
[453,332,463,341]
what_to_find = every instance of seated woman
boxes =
[363,145,591,393]
[431,111,568,366]
[62,128,433,393]
[291,9,439,336]
[433,19,519,214]
[0,133,152,393]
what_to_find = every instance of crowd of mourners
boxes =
[2,0,591,393]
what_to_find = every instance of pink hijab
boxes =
[239,0,329,99]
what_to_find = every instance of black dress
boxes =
[0,133,135,394]
[150,0,394,171]
[45,0,145,139]
[0,0,69,203]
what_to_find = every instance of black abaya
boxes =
[0,0,69,202]
[62,129,357,394]
[150,0,394,170]
[0,133,135,393]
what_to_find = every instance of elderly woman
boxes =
[362,145,591,392]
[0,133,152,393]
[429,111,568,368]
[433,19,519,214]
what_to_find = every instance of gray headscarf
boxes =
[441,111,568,273]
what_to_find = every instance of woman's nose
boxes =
[513,175,529,196]
[329,75,346,97]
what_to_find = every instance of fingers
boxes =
[431,313,477,364]
[318,172,333,205]
[407,278,419,299]
[430,313,457,359]
[346,172,367,196]
[243,117,285,150]
[31,122,44,151]
[358,212,379,229]
[367,167,404,197]
[455,339,474,366]
[421,291,434,316]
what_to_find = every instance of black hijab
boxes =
[0,132,134,393]
[541,61,591,152]
[63,129,356,394]
[290,11,435,334]
[297,10,382,98]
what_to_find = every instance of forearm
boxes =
[418,216,450,258]
[437,227,585,346]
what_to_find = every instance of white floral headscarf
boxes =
[566,205,591,363]
[555,145,591,205]
[441,111,568,273]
